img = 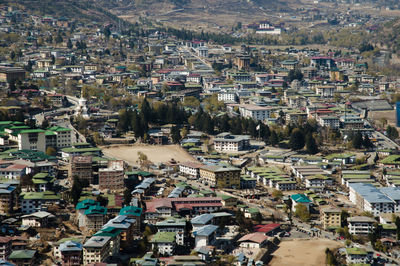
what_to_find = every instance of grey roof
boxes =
[349,183,394,204]
[59,241,82,252]
[21,211,55,219]
[0,260,15,266]
[193,224,218,237]
[191,214,214,225]
[211,212,233,218]
[83,236,111,248]
[103,215,136,230]
[168,186,185,198]
[0,183,16,194]
[379,187,400,201]
[347,216,376,223]
[156,218,186,227]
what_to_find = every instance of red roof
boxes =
[254,223,281,233]
[174,202,222,211]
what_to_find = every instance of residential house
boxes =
[348,216,376,235]
[213,133,250,152]
[20,191,60,214]
[0,237,11,261]
[59,241,82,266]
[21,211,55,227]
[150,232,176,256]
[291,194,312,211]
[156,218,186,245]
[193,225,218,249]
[98,160,125,191]
[0,183,16,215]
[237,233,269,249]
[179,162,203,179]
[8,250,36,266]
[345,247,373,264]
[83,236,112,265]
[199,165,241,189]
[321,207,341,230]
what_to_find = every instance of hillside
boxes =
[3,0,123,24]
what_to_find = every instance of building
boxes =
[59,241,82,266]
[46,126,72,149]
[102,215,136,246]
[119,206,142,234]
[213,133,250,152]
[21,211,55,227]
[234,55,250,70]
[8,250,36,266]
[0,183,16,215]
[98,160,125,191]
[0,67,26,83]
[345,247,373,264]
[237,233,269,249]
[179,162,203,179]
[18,129,46,152]
[275,180,296,191]
[19,191,60,214]
[396,101,400,127]
[0,237,12,261]
[218,91,238,103]
[318,116,340,129]
[83,236,111,265]
[69,156,93,184]
[156,218,186,245]
[81,205,107,231]
[291,194,312,211]
[349,183,397,216]
[150,232,176,256]
[321,207,341,230]
[237,104,274,121]
[199,165,241,189]
[347,216,376,235]
[193,225,218,249]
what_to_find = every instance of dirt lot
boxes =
[101,144,195,166]
[369,110,396,127]
[270,239,343,266]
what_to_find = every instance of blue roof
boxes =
[291,194,311,203]
[191,213,214,225]
[193,224,218,237]
[76,199,99,210]
[349,183,393,203]
[168,186,185,198]
[84,205,107,215]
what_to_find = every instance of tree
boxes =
[387,125,399,140]
[272,189,283,200]
[70,176,84,205]
[351,132,363,149]
[46,147,57,156]
[20,174,34,187]
[325,248,337,265]
[137,151,152,170]
[362,136,373,149]
[305,134,318,154]
[171,125,181,143]
[96,195,108,207]
[287,68,304,82]
[269,130,279,146]
[123,189,132,206]
[396,216,400,240]
[294,204,310,222]
[67,38,73,49]
[10,51,16,61]
[289,128,305,150]
[103,27,111,39]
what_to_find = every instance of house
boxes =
[119,206,142,234]
[237,233,269,249]
[59,241,82,266]
[213,133,250,152]
[193,225,218,249]
[191,214,215,231]
[31,173,55,192]
[21,211,55,228]
[8,250,36,266]
[17,129,46,152]
[93,227,121,257]
[291,194,312,211]
[320,207,341,230]
[98,160,125,191]
[0,183,16,215]
[253,223,281,236]
[81,205,107,231]
[240,176,257,189]
[179,162,203,179]
[275,180,296,191]
[345,247,373,264]
[199,165,241,189]
[150,232,176,256]
[20,191,60,214]
[0,237,11,260]
[83,236,112,265]
[347,216,376,235]
[237,104,274,121]
[156,218,186,245]
[103,215,136,245]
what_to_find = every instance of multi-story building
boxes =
[321,207,341,230]
[119,206,142,234]
[217,91,238,103]
[20,191,60,214]
[213,133,250,152]
[179,162,203,179]
[348,216,376,235]
[0,161,27,180]
[199,165,241,189]
[275,180,296,191]
[46,126,72,149]
[0,236,12,260]
[102,215,136,246]
[150,232,176,256]
[0,67,26,83]
[69,156,93,184]
[318,116,340,129]
[18,129,46,152]
[291,194,312,211]
[59,241,82,266]
[83,236,111,265]
[156,218,186,245]
[0,183,16,214]
[8,250,36,266]
[98,160,125,191]
[76,199,107,231]
[237,104,274,121]
[349,183,397,216]
[345,248,373,265]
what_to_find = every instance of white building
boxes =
[83,236,111,265]
[345,247,373,264]
[275,181,296,191]
[213,133,250,152]
[218,91,238,103]
[18,129,46,152]
[179,162,203,179]
[237,233,269,249]
[193,225,218,249]
[21,211,55,227]
[347,216,376,235]
[155,218,186,245]
[238,104,274,121]
[318,116,340,129]
[150,232,176,256]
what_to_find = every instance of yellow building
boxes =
[321,207,342,230]
[199,165,241,189]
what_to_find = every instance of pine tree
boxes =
[269,130,279,146]
[289,128,305,150]
[67,38,73,49]
[306,134,318,154]
[352,132,363,149]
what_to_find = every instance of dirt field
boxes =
[369,110,396,127]
[101,144,195,166]
[270,239,343,266]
